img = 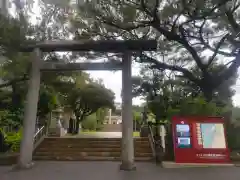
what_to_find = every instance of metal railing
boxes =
[33,126,47,149]
[147,123,156,158]
[147,123,165,163]
[2,126,14,133]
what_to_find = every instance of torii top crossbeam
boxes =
[20,40,157,52]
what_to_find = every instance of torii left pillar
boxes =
[17,48,41,169]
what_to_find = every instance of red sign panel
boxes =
[172,116,230,164]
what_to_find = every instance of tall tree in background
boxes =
[67,83,115,134]
[68,0,240,101]
[0,3,115,131]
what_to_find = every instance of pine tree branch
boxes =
[226,12,240,33]
[216,53,240,87]
[182,0,231,24]
[0,76,28,89]
[153,0,160,21]
[197,19,234,57]
[151,20,207,74]
[207,33,229,67]
[140,54,200,84]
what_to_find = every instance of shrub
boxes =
[0,109,23,129]
[81,114,97,131]
[177,96,225,116]
[225,122,240,151]
[0,128,8,153]
[5,129,22,152]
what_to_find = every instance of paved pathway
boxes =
[1,161,240,180]
[65,132,123,138]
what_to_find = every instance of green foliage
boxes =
[0,109,23,128]
[68,83,115,123]
[226,123,240,150]
[232,107,240,121]
[0,110,9,127]
[70,0,239,102]
[0,128,22,153]
[81,114,98,131]
[133,111,141,122]
[176,96,225,116]
[82,108,107,131]
[146,112,154,122]
[95,108,107,130]
[0,14,29,57]
[5,130,22,152]
[148,95,226,121]
[38,86,59,117]
[164,124,174,161]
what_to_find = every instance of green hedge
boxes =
[82,114,98,131]
[5,130,22,152]
[82,113,104,131]
[0,128,22,153]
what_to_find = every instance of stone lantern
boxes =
[48,108,65,137]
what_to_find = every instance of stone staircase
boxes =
[33,137,153,161]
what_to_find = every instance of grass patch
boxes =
[76,131,98,135]
[66,131,140,137]
[133,131,140,137]
[79,131,140,137]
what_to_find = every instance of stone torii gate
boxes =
[17,40,157,170]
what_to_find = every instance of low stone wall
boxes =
[230,151,240,163]
[101,124,122,132]
[0,153,18,166]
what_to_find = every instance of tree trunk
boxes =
[202,86,214,102]
[73,115,84,134]
[11,83,19,111]
[73,119,80,134]
[164,124,174,161]
[68,118,74,134]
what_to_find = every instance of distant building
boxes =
[115,102,122,110]
[104,116,121,125]
[104,102,122,124]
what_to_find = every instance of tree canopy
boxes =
[68,0,240,101]
[1,0,240,152]
[67,82,115,133]
[0,8,115,132]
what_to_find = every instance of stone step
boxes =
[43,137,149,142]
[34,152,152,157]
[41,141,149,145]
[33,156,153,161]
[36,147,152,153]
[37,143,150,149]
[34,137,153,162]
[41,142,150,146]
[41,139,150,144]
[41,141,150,145]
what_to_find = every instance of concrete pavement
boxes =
[1,161,240,180]
[64,132,123,138]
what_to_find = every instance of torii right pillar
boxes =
[120,52,136,171]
